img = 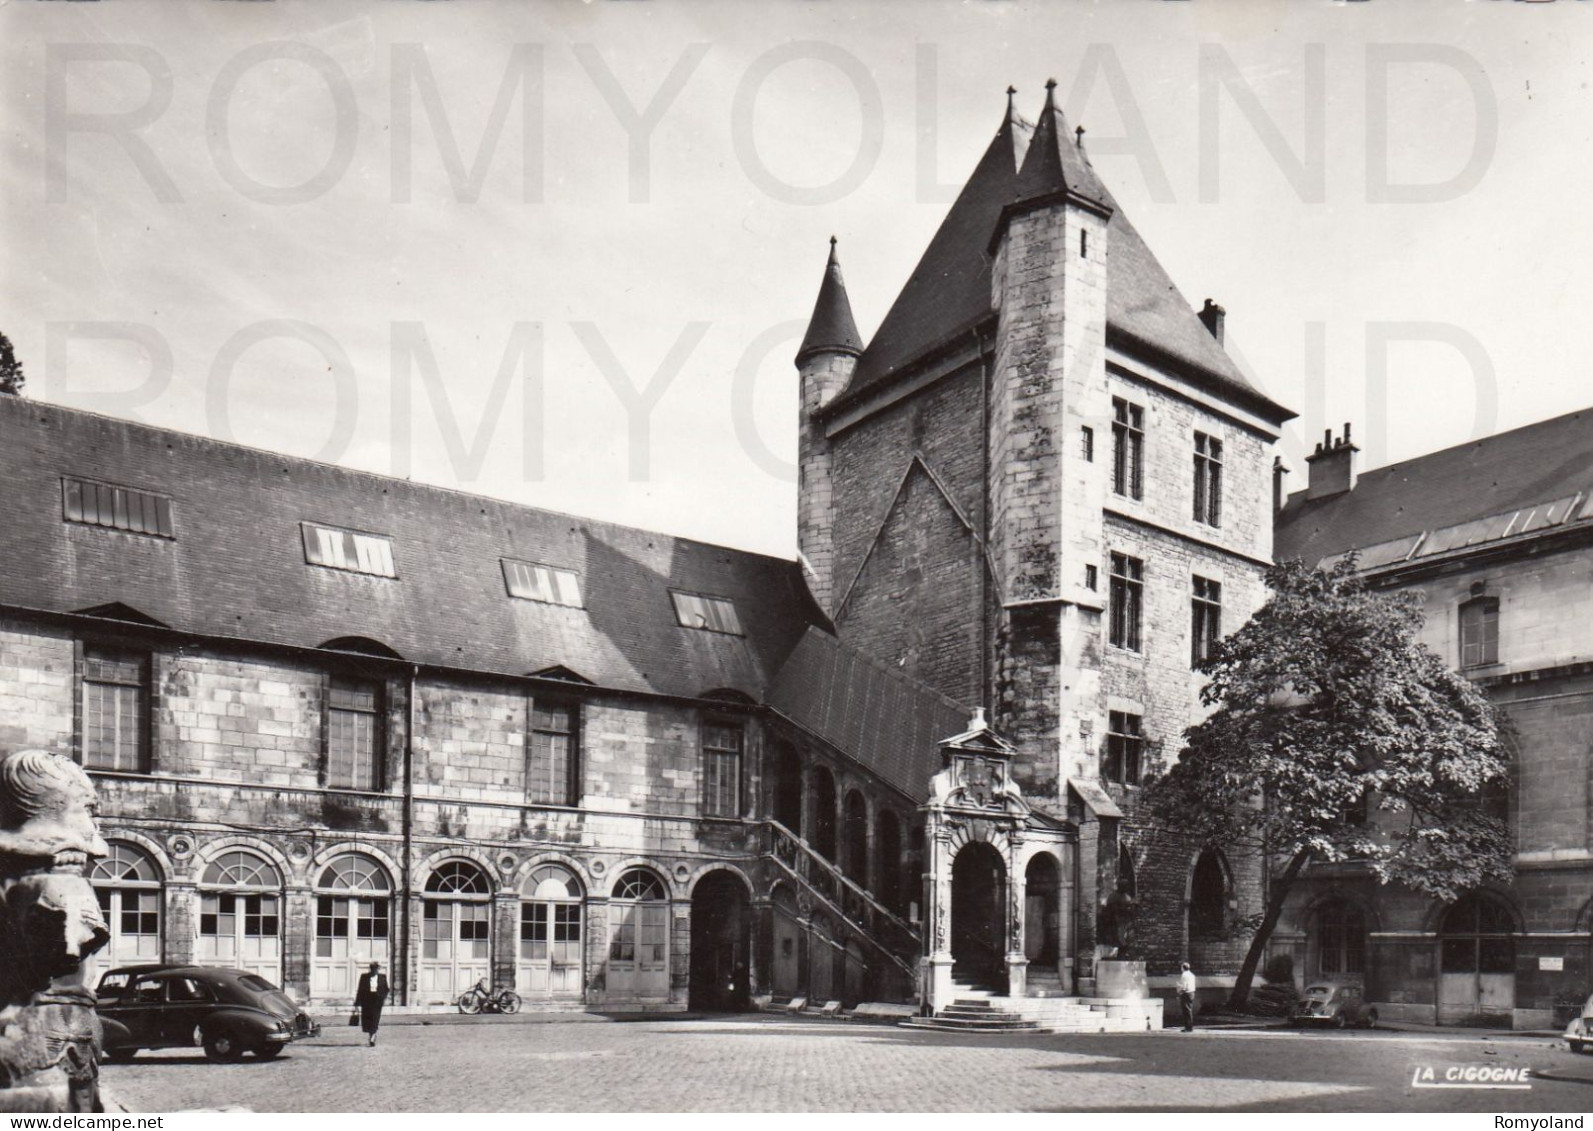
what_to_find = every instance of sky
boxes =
[2,0,1590,559]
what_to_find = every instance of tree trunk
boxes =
[1225,848,1311,1010]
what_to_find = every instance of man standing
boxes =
[1177,962,1197,1032]
[354,962,390,1047]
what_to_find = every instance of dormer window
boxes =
[302,523,396,578]
[671,591,741,635]
[503,560,582,608]
[63,477,173,539]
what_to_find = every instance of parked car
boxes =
[1563,993,1593,1053]
[1290,983,1378,1029]
[95,965,319,1063]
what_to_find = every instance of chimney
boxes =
[1272,456,1288,514]
[1304,423,1360,500]
[1198,299,1226,345]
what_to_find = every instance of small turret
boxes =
[797,237,864,617]
[796,236,863,373]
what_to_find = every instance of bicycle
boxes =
[456,978,521,1015]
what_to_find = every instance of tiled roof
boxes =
[765,626,970,800]
[1275,409,1593,568]
[796,238,864,363]
[0,396,822,700]
[837,91,1293,424]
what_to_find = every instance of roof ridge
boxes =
[0,395,797,567]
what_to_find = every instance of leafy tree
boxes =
[0,331,24,395]
[1143,557,1513,1008]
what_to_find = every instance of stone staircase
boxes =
[987,993,1160,1033]
[899,998,1039,1032]
[899,978,1161,1035]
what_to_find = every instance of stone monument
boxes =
[0,750,112,1112]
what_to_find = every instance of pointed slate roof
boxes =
[841,90,1034,392]
[837,86,1293,425]
[1010,80,1111,214]
[796,237,864,364]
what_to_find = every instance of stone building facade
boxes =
[1273,414,1593,1029]
[794,85,1294,992]
[0,393,948,1012]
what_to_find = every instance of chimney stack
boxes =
[1198,299,1226,345]
[1304,422,1359,500]
[1272,456,1289,514]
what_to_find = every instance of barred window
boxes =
[302,522,396,578]
[82,649,149,772]
[1108,553,1143,652]
[503,559,582,608]
[1101,711,1143,785]
[671,591,742,635]
[1193,432,1223,526]
[63,477,174,539]
[327,677,382,791]
[527,701,578,805]
[1460,597,1499,667]
[1317,900,1366,976]
[702,721,743,817]
[1112,398,1144,499]
[1191,576,1223,667]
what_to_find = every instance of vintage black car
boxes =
[1289,982,1379,1029]
[95,965,319,1063]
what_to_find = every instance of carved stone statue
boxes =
[0,751,111,1112]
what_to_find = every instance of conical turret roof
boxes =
[796,237,863,364]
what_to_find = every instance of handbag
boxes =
[348,1009,360,1027]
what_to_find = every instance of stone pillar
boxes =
[750,895,773,999]
[585,897,610,1006]
[283,884,314,1002]
[1057,842,1077,993]
[164,881,197,966]
[798,764,812,845]
[1006,856,1028,999]
[669,899,689,1006]
[492,892,519,992]
[862,799,877,893]
[920,828,955,1013]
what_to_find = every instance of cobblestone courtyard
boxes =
[102,1015,1593,1113]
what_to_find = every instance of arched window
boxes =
[1314,899,1366,976]
[609,869,669,999]
[1459,597,1500,668]
[313,853,392,999]
[199,849,284,984]
[613,868,667,901]
[318,853,392,894]
[842,790,868,882]
[875,810,902,913]
[520,864,584,1000]
[421,861,492,1002]
[203,849,282,889]
[1441,893,1516,975]
[424,860,492,896]
[809,766,837,861]
[1189,850,1228,938]
[88,841,163,983]
[1118,846,1137,898]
